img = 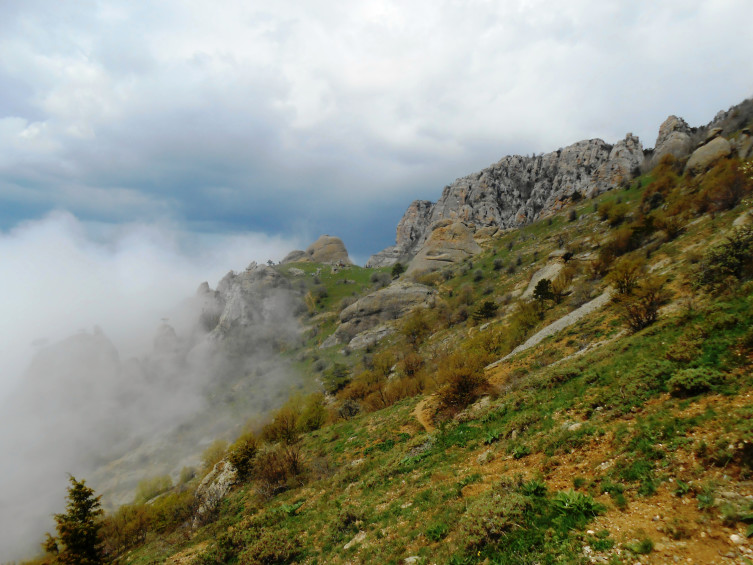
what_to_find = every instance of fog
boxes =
[0,212,305,561]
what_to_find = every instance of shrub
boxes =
[458,491,528,549]
[473,269,484,282]
[262,405,299,445]
[238,529,302,565]
[391,262,405,278]
[493,258,504,271]
[297,393,327,432]
[667,367,723,397]
[401,308,432,349]
[608,256,645,295]
[615,276,670,331]
[254,445,305,497]
[696,226,753,289]
[696,159,752,213]
[227,431,259,479]
[436,352,489,414]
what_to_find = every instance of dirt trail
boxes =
[413,398,435,432]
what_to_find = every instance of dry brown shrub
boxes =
[435,351,490,416]
[254,445,305,498]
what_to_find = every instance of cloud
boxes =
[0,211,301,401]
[0,4,750,362]
[0,2,752,255]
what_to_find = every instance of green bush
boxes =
[696,226,753,290]
[667,367,723,397]
[458,491,528,549]
[227,431,259,479]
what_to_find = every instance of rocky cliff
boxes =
[367,134,643,268]
[368,98,753,271]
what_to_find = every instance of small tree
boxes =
[391,262,405,278]
[472,300,499,321]
[46,476,104,565]
[533,279,554,307]
[608,256,644,295]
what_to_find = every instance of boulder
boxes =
[686,136,732,173]
[282,235,352,265]
[406,221,482,276]
[306,235,352,264]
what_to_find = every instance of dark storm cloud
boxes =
[0,1,752,258]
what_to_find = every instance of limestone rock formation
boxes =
[686,136,732,174]
[406,221,482,276]
[282,235,352,265]
[368,134,643,268]
[208,262,301,343]
[193,460,238,527]
[653,115,693,162]
[331,281,436,345]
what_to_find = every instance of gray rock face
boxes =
[368,134,643,267]
[193,460,238,527]
[686,136,732,174]
[333,281,436,344]
[209,262,301,342]
[653,115,693,162]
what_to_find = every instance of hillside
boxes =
[23,100,753,565]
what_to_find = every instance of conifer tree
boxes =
[45,476,104,564]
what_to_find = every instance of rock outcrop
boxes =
[205,262,302,346]
[330,281,436,346]
[652,115,693,162]
[686,136,733,174]
[282,235,352,265]
[193,460,238,527]
[368,134,643,268]
[406,221,482,276]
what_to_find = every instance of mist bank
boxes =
[0,213,308,561]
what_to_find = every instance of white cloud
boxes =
[0,211,301,401]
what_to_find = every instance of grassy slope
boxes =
[29,157,753,565]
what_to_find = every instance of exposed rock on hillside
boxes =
[406,221,482,276]
[210,262,299,340]
[652,115,693,163]
[329,281,436,346]
[193,460,238,527]
[282,235,352,265]
[368,134,643,267]
[686,135,733,173]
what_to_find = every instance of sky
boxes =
[1,1,752,395]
